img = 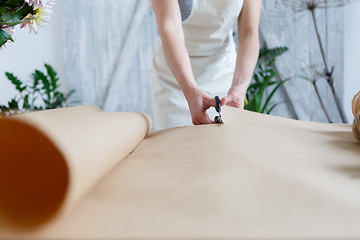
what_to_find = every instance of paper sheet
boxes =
[0,105,152,227]
[1,106,360,239]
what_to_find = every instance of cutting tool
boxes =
[214,96,224,124]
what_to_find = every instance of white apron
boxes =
[152,0,244,130]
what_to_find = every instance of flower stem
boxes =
[310,9,329,72]
[313,80,332,123]
[310,8,348,123]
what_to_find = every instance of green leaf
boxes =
[0,3,34,26]
[244,95,249,106]
[5,72,26,93]
[0,1,25,14]
[267,58,276,67]
[253,73,259,83]
[257,72,275,110]
[0,104,10,111]
[7,98,19,110]
[244,100,256,112]
[249,81,277,90]
[22,94,30,109]
[261,78,291,113]
[253,94,262,112]
[66,89,75,99]
[51,92,65,109]
[259,46,289,60]
[0,29,14,47]
[33,106,44,111]
[33,69,51,101]
[31,96,38,106]
[31,73,41,91]
[258,64,264,72]
[45,63,59,91]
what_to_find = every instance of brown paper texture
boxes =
[0,105,152,227]
[1,106,360,239]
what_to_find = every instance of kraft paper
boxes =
[0,106,360,239]
[0,105,151,227]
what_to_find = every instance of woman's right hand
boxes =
[185,88,216,125]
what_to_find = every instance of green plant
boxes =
[0,63,74,116]
[245,46,290,114]
[0,0,55,49]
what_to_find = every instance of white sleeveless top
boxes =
[182,0,244,56]
[151,0,244,130]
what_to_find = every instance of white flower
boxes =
[0,26,17,50]
[20,6,52,34]
[24,0,55,9]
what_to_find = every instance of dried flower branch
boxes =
[299,64,333,122]
[277,0,357,123]
[277,0,356,11]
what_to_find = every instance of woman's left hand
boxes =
[220,87,246,109]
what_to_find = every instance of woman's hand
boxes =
[185,88,216,125]
[221,87,246,109]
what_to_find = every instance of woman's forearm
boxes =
[159,28,198,100]
[152,0,198,100]
[231,35,260,94]
[230,0,261,97]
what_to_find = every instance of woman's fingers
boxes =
[203,95,217,108]
[221,95,244,109]
[220,96,229,106]
[192,113,213,125]
[191,95,215,125]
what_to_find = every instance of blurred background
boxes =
[0,0,359,123]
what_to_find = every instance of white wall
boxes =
[0,1,65,106]
[344,1,360,122]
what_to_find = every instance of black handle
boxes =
[215,96,221,113]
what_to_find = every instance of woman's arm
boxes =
[152,0,216,125]
[221,0,262,108]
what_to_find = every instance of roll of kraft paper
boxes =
[0,105,152,226]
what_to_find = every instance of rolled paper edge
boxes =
[0,117,69,227]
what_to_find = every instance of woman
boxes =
[151,0,261,130]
